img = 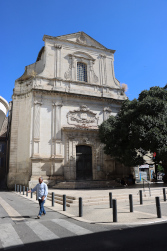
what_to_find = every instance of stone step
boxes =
[52,180,121,189]
[47,197,71,207]
[69,190,165,206]
[47,195,76,203]
[47,193,76,200]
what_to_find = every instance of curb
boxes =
[13,192,167,227]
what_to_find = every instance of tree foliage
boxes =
[99,86,167,168]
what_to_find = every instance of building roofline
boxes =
[43,32,116,54]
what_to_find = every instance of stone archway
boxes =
[76,145,92,180]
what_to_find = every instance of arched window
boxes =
[77,62,87,82]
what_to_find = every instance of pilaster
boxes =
[54,45,62,86]
[51,102,63,157]
[99,54,107,85]
[32,100,42,157]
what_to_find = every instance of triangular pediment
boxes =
[53,32,108,50]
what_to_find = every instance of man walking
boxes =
[28,177,48,219]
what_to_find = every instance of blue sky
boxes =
[0,0,167,102]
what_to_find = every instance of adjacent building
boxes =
[0,96,9,188]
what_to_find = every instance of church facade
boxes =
[7,32,130,189]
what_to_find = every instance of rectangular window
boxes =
[77,62,87,82]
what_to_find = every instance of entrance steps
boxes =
[52,180,122,189]
[48,188,165,207]
[72,190,163,206]
[47,193,76,207]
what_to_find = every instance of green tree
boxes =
[99,86,167,171]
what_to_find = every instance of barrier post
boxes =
[113,199,117,222]
[20,185,22,194]
[155,197,161,218]
[23,186,25,195]
[79,197,83,217]
[129,194,133,212]
[109,192,113,208]
[52,192,54,207]
[139,190,143,204]
[63,195,66,211]
[163,188,166,201]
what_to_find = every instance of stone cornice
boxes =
[31,88,124,105]
[31,156,64,161]
[62,126,99,132]
[23,75,121,91]
[43,35,115,54]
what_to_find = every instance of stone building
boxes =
[7,32,130,189]
[0,96,9,188]
[0,96,9,131]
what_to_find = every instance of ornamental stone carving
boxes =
[92,71,98,83]
[76,33,87,45]
[64,55,74,80]
[54,45,62,49]
[64,69,71,80]
[67,105,99,127]
[90,61,98,83]
[103,107,112,120]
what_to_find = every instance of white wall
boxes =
[0,96,9,131]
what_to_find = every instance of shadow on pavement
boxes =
[1,222,167,251]
[1,216,31,219]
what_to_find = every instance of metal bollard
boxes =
[31,189,33,198]
[113,199,117,222]
[26,187,28,196]
[139,190,143,204]
[155,197,161,218]
[163,188,166,201]
[148,182,151,197]
[15,184,16,192]
[63,195,66,211]
[129,194,133,212]
[23,186,25,195]
[79,197,83,217]
[20,185,22,194]
[17,185,19,193]
[52,192,55,207]
[109,192,113,208]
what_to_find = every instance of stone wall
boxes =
[8,94,32,188]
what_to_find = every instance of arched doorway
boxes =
[76,145,92,180]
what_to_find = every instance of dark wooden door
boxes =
[76,145,92,180]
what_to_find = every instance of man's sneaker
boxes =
[42,213,46,216]
[37,215,40,219]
